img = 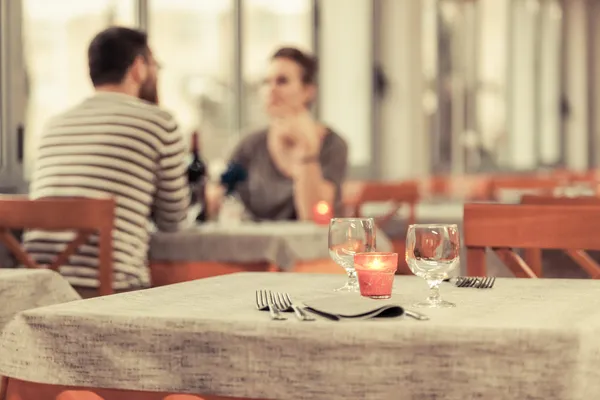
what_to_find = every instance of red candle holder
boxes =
[354,252,398,299]
[312,201,333,225]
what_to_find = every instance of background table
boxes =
[150,222,332,269]
[2,272,599,399]
[149,222,393,285]
[151,222,393,267]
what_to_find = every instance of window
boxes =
[149,0,235,165]
[242,0,314,132]
[22,0,137,177]
[320,0,373,174]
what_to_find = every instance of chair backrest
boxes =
[520,194,600,206]
[519,195,600,278]
[0,196,116,295]
[463,203,600,278]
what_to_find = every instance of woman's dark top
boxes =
[228,128,348,220]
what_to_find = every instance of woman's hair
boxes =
[272,47,318,85]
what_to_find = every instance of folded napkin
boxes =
[303,295,404,320]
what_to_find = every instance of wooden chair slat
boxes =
[0,229,38,269]
[492,248,538,278]
[48,231,92,272]
[521,194,600,206]
[564,250,600,279]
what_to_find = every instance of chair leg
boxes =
[467,247,487,276]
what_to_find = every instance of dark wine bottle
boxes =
[187,131,207,222]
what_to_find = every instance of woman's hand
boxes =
[271,109,321,158]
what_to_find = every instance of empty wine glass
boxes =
[328,218,376,292]
[406,224,460,308]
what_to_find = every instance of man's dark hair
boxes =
[88,27,149,87]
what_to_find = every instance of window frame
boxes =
[0,0,25,193]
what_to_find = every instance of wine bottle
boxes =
[187,131,207,222]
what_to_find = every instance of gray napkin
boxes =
[303,295,404,320]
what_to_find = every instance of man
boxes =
[24,27,190,295]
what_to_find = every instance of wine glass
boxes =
[406,224,460,307]
[328,218,376,292]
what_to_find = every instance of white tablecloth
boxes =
[150,221,393,268]
[1,273,599,399]
[0,269,79,329]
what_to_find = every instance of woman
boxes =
[221,47,348,221]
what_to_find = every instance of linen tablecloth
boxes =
[0,269,80,329]
[1,272,600,399]
[150,221,393,269]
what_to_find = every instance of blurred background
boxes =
[0,0,597,192]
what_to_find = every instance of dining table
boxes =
[1,272,599,400]
[0,268,79,329]
[0,268,81,397]
[149,221,393,285]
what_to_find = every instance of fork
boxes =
[454,276,496,289]
[273,292,315,321]
[255,290,286,320]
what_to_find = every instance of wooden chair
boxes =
[349,181,419,274]
[519,195,600,277]
[422,174,492,201]
[351,181,419,225]
[0,196,115,296]
[464,203,600,278]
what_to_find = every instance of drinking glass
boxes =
[406,224,460,307]
[328,218,376,292]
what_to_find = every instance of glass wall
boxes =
[148,0,314,174]
[149,0,235,168]
[423,0,564,174]
[242,0,313,133]
[537,0,562,167]
[21,0,137,177]
[320,0,373,177]
[476,0,508,171]
[5,0,383,182]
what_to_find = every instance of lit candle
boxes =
[369,257,385,270]
[354,252,398,299]
[312,201,333,225]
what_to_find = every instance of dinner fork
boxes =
[455,276,496,289]
[255,290,286,320]
[273,292,315,321]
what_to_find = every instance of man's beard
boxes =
[139,78,158,104]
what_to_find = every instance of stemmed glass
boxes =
[328,218,376,292]
[406,224,460,307]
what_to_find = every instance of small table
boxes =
[2,273,600,399]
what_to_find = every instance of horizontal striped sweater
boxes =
[24,92,190,290]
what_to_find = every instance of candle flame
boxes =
[370,258,385,270]
[316,201,330,214]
